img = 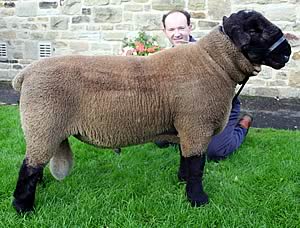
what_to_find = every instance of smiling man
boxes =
[162,10,195,46]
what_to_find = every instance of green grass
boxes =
[1,105,300,227]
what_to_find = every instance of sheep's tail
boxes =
[12,70,26,92]
[49,140,74,181]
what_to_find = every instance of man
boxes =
[156,9,253,161]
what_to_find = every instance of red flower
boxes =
[135,42,145,53]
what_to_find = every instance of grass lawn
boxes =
[1,105,300,227]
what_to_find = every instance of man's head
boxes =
[162,10,192,46]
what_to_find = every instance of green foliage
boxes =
[1,105,300,226]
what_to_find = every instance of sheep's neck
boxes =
[197,27,255,84]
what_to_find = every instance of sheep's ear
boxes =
[223,13,251,49]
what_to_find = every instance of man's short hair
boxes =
[162,10,191,28]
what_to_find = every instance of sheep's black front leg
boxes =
[178,146,188,182]
[13,159,44,214]
[185,155,209,206]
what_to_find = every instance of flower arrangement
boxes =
[122,31,162,56]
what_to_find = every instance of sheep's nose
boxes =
[284,55,290,62]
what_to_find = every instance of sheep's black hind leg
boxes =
[185,154,209,207]
[13,159,44,214]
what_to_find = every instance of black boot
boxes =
[12,159,44,214]
[185,155,209,207]
[178,146,188,182]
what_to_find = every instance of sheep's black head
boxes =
[223,10,291,69]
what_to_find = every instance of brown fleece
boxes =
[13,27,255,166]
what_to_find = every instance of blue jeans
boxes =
[206,98,248,160]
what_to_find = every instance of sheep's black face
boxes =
[223,10,291,69]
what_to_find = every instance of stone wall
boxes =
[0,0,300,98]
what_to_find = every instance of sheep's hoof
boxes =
[186,181,209,207]
[12,198,34,214]
[187,192,209,207]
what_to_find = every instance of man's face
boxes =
[163,12,192,46]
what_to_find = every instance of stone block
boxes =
[232,0,288,4]
[110,0,122,4]
[0,70,9,81]
[207,0,231,20]
[51,17,69,30]
[278,87,300,98]
[62,0,81,15]
[13,52,24,59]
[30,32,45,40]
[152,0,184,11]
[0,8,15,17]
[190,11,206,19]
[247,78,266,85]
[292,51,300,60]
[101,25,114,30]
[44,31,59,40]
[90,42,113,52]
[252,86,280,97]
[35,17,49,22]
[288,69,300,87]
[39,1,58,9]
[188,0,205,11]
[197,20,220,30]
[115,24,134,31]
[0,19,7,29]
[84,0,109,6]
[133,13,161,30]
[12,64,23,70]
[16,31,30,39]
[70,24,86,31]
[21,23,39,30]
[0,63,10,69]
[274,70,288,80]
[16,1,38,17]
[23,41,39,60]
[262,4,296,22]
[87,24,101,31]
[93,7,122,23]
[69,41,89,52]
[123,12,133,22]
[133,0,149,3]
[72,16,90,24]
[78,31,101,40]
[82,8,91,15]
[0,30,16,40]
[124,4,144,11]
[266,80,288,86]
[60,31,79,39]
[102,31,126,41]
[4,2,15,8]
[144,4,151,11]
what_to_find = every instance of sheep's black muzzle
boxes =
[244,34,292,70]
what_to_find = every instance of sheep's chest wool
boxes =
[11,9,292,214]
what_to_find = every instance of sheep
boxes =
[12,10,291,213]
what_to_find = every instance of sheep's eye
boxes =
[249,29,257,34]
